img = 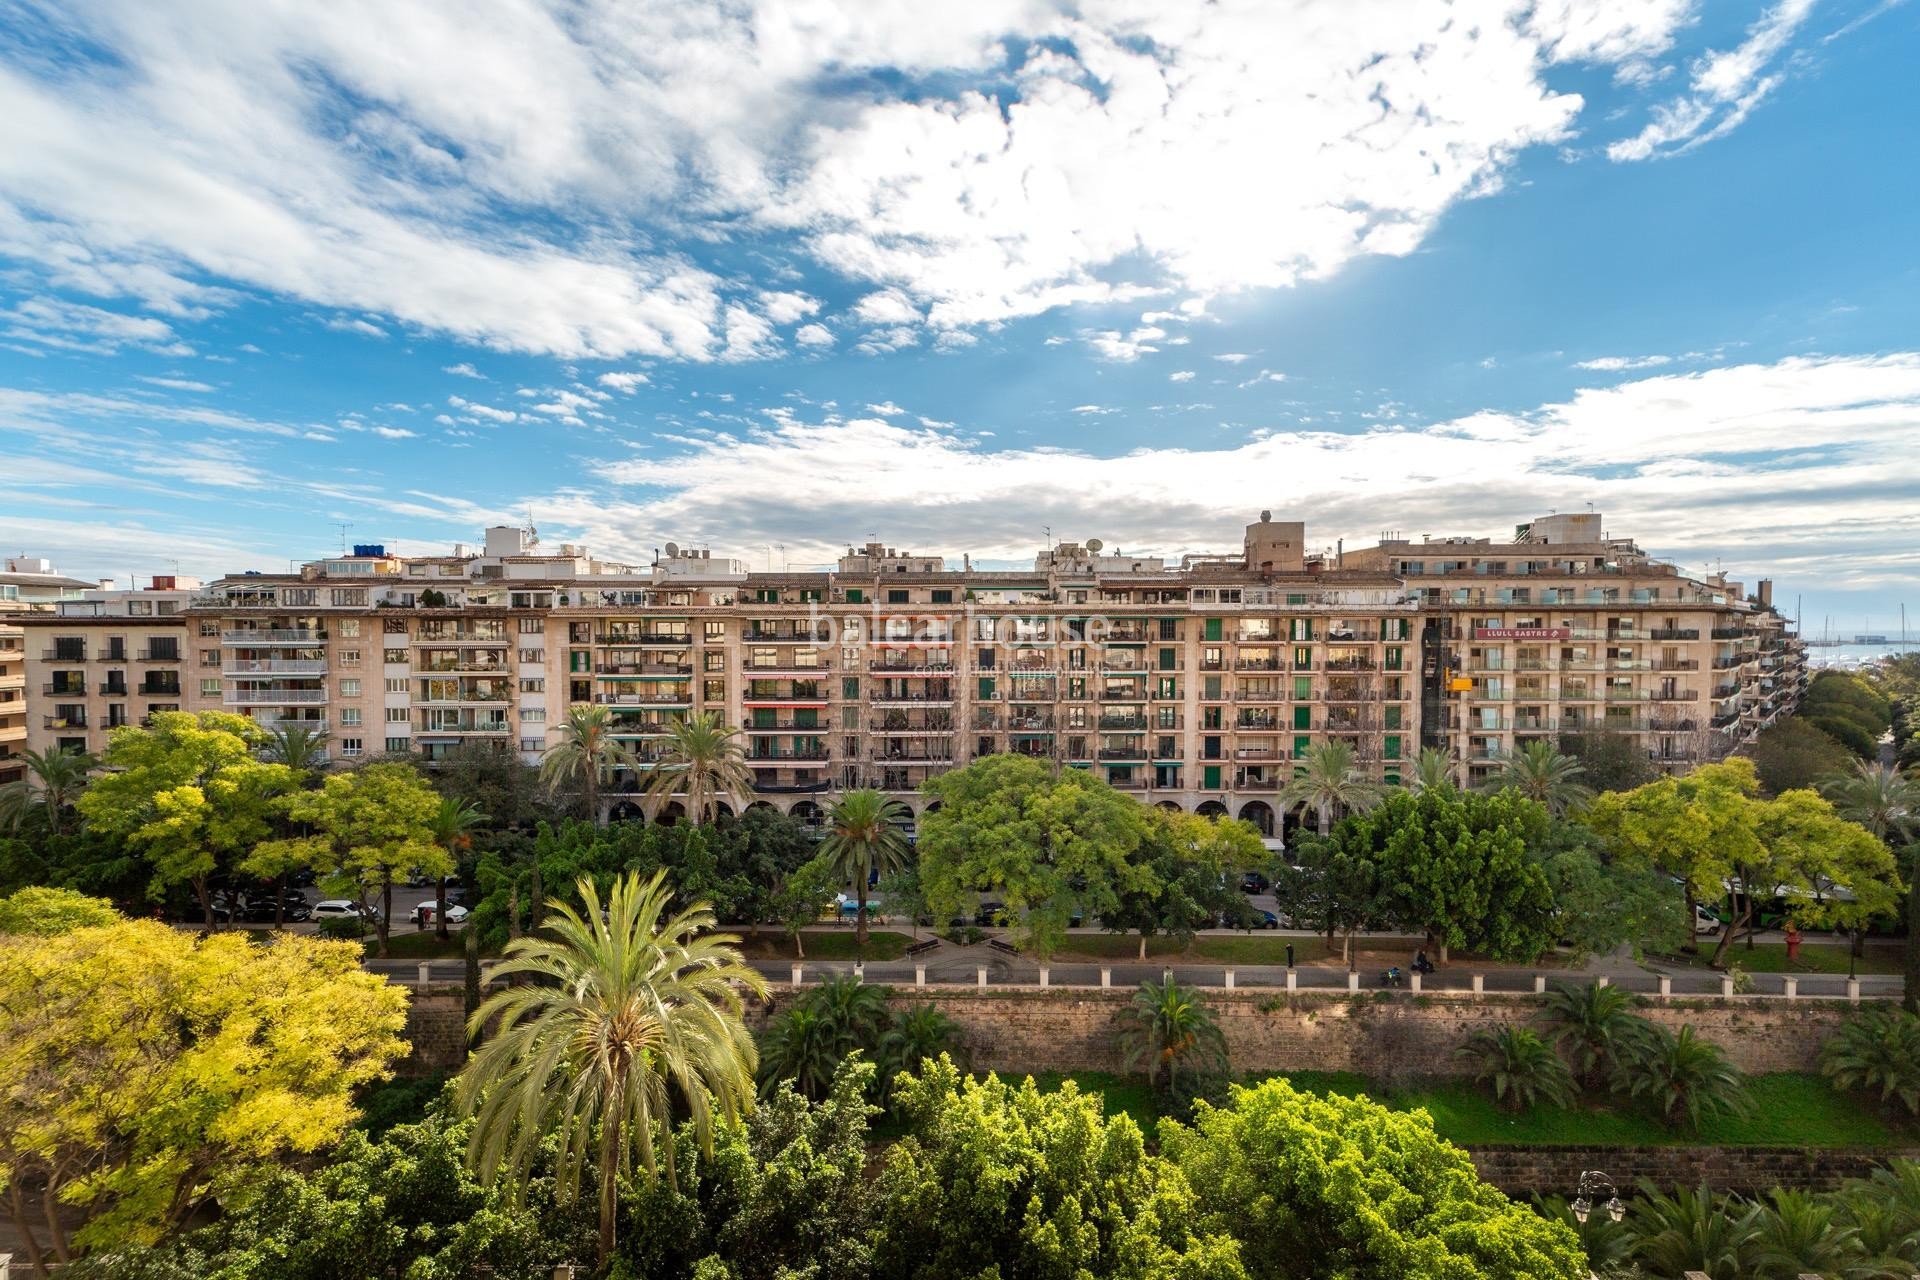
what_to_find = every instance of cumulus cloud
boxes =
[448,394,518,423]
[0,0,1704,357]
[1169,370,1196,383]
[598,371,650,392]
[1576,354,1675,371]
[444,362,485,378]
[137,375,216,392]
[1609,0,1818,161]
[794,323,835,348]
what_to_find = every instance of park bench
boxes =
[904,938,941,958]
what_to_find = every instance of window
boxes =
[520,707,545,723]
[843,589,864,604]
[200,649,220,666]
[199,678,222,697]
[931,589,952,604]
[383,648,407,663]
[384,618,408,634]
[519,677,544,693]
[1203,618,1222,642]
[340,679,361,697]
[128,600,152,616]
[703,679,725,701]
[338,649,361,667]
[386,707,408,722]
[518,647,545,664]
[704,652,725,672]
[518,617,544,634]
[199,620,220,636]
[887,589,909,604]
[704,621,726,639]
[340,738,364,757]
[331,588,367,606]
[1159,618,1178,641]
[340,708,362,726]
[842,677,859,699]
[387,737,410,753]
[384,677,407,692]
[338,620,360,638]
[284,588,317,606]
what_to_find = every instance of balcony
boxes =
[225,658,327,676]
[870,720,955,734]
[138,680,182,697]
[743,718,826,733]
[43,682,90,697]
[1649,659,1700,672]
[743,660,830,675]
[1231,777,1280,791]
[221,629,325,645]
[43,714,87,729]
[1648,689,1699,702]
[1234,746,1284,760]
[1648,629,1700,641]
[747,748,831,763]
[1324,657,1377,672]
[870,662,956,676]
[1096,747,1148,761]
[1235,715,1281,731]
[1234,658,1282,671]
[42,649,88,662]
[1007,714,1056,731]
[742,690,831,705]
[869,690,954,705]
[136,649,182,662]
[595,690,692,706]
[1098,714,1148,731]
[1710,627,1748,640]
[224,688,327,706]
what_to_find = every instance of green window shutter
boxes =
[978,677,996,698]
[842,677,859,699]
[931,589,952,603]
[1203,765,1222,789]
[1203,617,1223,642]
[1204,676,1223,700]
[1286,593,1306,605]
[796,710,818,730]
[1158,647,1177,670]
[1158,677,1178,699]
[845,588,863,603]
[1293,675,1311,700]
[1384,705,1402,730]
[1294,646,1312,670]
[1384,735,1402,760]
[887,589,909,604]
[1294,735,1311,756]
[753,708,775,728]
[1385,646,1403,670]
[1293,705,1311,730]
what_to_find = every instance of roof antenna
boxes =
[336,522,353,553]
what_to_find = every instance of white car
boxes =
[1694,904,1723,935]
[312,899,364,920]
[412,901,469,925]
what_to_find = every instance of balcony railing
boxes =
[1648,628,1700,641]
[225,659,327,675]
[136,649,182,662]
[747,749,831,762]
[44,714,87,729]
[42,650,87,662]
[43,682,89,697]
[224,689,327,705]
[870,691,954,704]
[137,681,182,696]
[870,720,955,733]
[221,629,325,644]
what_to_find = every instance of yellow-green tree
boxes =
[0,909,407,1271]
[77,711,297,929]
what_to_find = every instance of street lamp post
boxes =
[1569,1170,1625,1224]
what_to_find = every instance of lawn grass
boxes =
[1016,1069,1907,1151]
[1047,933,1405,965]
[1723,942,1903,976]
[365,927,478,960]
[741,930,914,961]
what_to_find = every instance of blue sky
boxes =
[2,0,1917,633]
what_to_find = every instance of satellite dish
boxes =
[665,541,680,558]
[1085,537,1104,552]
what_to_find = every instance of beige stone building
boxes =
[18,579,198,761]
[2,556,104,782]
[152,511,1800,842]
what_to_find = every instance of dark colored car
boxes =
[974,900,1008,927]
[1239,871,1270,894]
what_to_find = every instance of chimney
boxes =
[1757,579,1773,608]
[98,578,114,590]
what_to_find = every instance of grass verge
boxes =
[741,930,914,962]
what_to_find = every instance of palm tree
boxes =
[259,721,331,779]
[539,703,634,826]
[0,746,93,836]
[1539,981,1656,1090]
[1819,1007,1920,1118]
[1627,1183,1759,1280]
[459,868,766,1266]
[1820,759,1920,843]
[1616,1024,1748,1133]
[1482,739,1593,816]
[427,796,487,941]
[1115,977,1228,1095]
[1277,740,1385,834]
[642,711,753,825]
[818,789,912,945]
[756,1004,842,1101]
[1746,1188,1863,1280]
[1456,1026,1574,1113]
[880,1005,966,1086]
[1407,746,1456,794]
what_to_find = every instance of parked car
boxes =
[411,902,469,926]
[1239,871,1270,894]
[973,900,1008,927]
[1694,904,1723,935]
[312,899,364,920]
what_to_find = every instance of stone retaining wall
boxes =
[1467,1144,1915,1196]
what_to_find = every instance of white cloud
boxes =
[566,354,1920,592]
[444,362,485,378]
[1236,369,1287,388]
[598,371,650,392]
[1213,352,1252,364]
[137,375,216,392]
[794,323,835,348]
[0,0,1698,355]
[1070,404,1117,415]
[1084,329,1159,362]
[720,303,777,361]
[1169,370,1196,383]
[326,316,389,339]
[1609,0,1818,161]
[447,394,518,423]
[866,401,906,417]
[370,425,418,439]
[1,296,194,356]
[1576,354,1676,371]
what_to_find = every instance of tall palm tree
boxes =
[0,746,93,836]
[1116,977,1228,1095]
[818,788,912,945]
[1407,746,1456,794]
[1821,760,1920,1011]
[642,711,753,825]
[1482,739,1593,816]
[459,869,766,1266]
[1278,740,1385,834]
[259,721,331,779]
[539,703,635,826]
[427,796,487,940]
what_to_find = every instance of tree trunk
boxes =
[1139,932,1149,962]
[530,861,545,930]
[597,1110,620,1266]
[435,874,450,942]
[586,765,600,829]
[8,1179,46,1278]
[1709,891,1743,967]
[274,871,287,931]
[41,1176,70,1264]
[195,873,216,931]
[463,926,482,1024]
[507,885,521,940]
[856,880,869,947]
[793,928,806,960]
[376,879,393,957]
[1340,929,1351,968]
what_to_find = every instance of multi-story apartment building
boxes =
[160,511,1799,844]
[2,556,102,782]
[18,579,198,760]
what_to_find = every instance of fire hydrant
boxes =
[1784,922,1802,964]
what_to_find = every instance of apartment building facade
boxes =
[147,512,1799,842]
[2,556,103,782]
[18,580,199,761]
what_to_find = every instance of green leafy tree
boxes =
[1745,718,1856,796]
[434,739,556,829]
[1106,810,1263,960]
[1533,820,1690,963]
[1820,760,1920,1007]
[818,788,912,945]
[1341,787,1559,962]
[0,745,93,836]
[0,912,407,1269]
[880,1005,967,1086]
[917,754,1155,962]
[457,868,767,1267]
[1482,739,1593,816]
[77,711,296,929]
[0,885,119,935]
[1278,739,1385,833]
[642,710,753,825]
[426,795,486,940]
[1758,787,1902,977]
[271,761,447,956]
[1456,1026,1575,1112]
[872,1057,1247,1280]
[768,851,839,958]
[1161,1077,1586,1280]
[539,703,634,826]
[757,975,891,1100]
[1274,833,1389,967]
[1538,981,1655,1090]
[1559,728,1656,794]
[1820,1007,1920,1118]
[1615,1024,1749,1133]
[1116,977,1229,1096]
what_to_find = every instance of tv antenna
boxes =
[335,522,353,553]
